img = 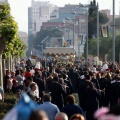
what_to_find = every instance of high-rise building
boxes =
[28,7,32,37]
[49,4,87,22]
[28,0,56,35]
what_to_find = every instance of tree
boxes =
[33,28,63,50]
[0,4,18,54]
[84,35,120,62]
[28,34,35,49]
[2,36,27,59]
[115,35,120,62]
[0,4,26,88]
[88,0,109,39]
[0,4,27,59]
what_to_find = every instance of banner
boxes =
[100,26,109,37]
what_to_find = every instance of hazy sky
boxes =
[8,0,119,33]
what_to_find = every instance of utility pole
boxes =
[73,23,75,49]
[78,18,81,60]
[112,0,115,63]
[97,2,99,57]
[86,12,89,62]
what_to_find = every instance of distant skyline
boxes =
[8,0,119,33]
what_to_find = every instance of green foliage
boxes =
[0,4,18,43]
[0,4,10,21]
[0,93,16,119]
[0,17,18,41]
[0,4,27,58]
[28,34,34,49]
[2,36,27,59]
[84,35,120,62]
[115,35,120,62]
[88,0,109,39]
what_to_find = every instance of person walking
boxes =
[38,94,60,120]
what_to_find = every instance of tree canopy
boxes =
[88,0,109,39]
[84,35,120,62]
[29,28,63,49]
[0,4,27,58]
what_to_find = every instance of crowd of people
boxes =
[1,58,120,120]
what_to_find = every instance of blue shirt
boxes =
[38,102,60,120]
[62,104,85,119]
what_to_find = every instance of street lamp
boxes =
[64,20,70,46]
[84,4,99,60]
[71,10,88,62]
[40,36,49,58]
[38,45,43,57]
[112,0,115,63]
[65,17,75,49]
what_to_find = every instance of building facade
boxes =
[28,7,32,37]
[28,0,56,35]
[48,4,87,55]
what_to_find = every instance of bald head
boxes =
[55,112,68,120]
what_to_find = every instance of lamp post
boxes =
[84,4,99,62]
[86,12,89,62]
[71,11,88,61]
[64,19,70,46]
[97,2,99,57]
[40,36,49,58]
[78,17,81,60]
[65,17,75,49]
[112,0,115,63]
[38,45,43,58]
[73,23,75,49]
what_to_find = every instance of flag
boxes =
[100,26,109,37]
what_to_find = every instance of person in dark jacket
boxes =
[84,81,100,120]
[49,76,66,110]
[34,73,45,103]
[77,74,89,111]
[62,74,73,95]
[109,75,120,107]
[4,70,10,92]
[62,95,85,119]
